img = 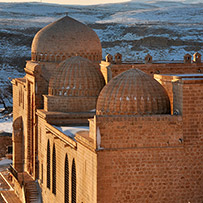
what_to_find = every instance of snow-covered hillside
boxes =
[0,1,202,64]
[0,0,203,132]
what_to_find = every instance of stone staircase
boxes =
[24,181,41,203]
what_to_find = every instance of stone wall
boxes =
[44,95,97,113]
[100,61,203,83]
[97,145,203,203]
[95,76,203,203]
[37,116,97,203]
[12,78,26,171]
[11,58,203,203]
[12,78,26,121]
[96,115,183,149]
[174,79,203,145]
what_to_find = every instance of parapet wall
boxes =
[96,115,183,149]
[173,78,203,145]
[44,95,97,113]
[154,74,203,146]
[100,61,203,83]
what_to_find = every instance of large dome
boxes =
[49,56,105,97]
[31,16,102,63]
[96,69,170,115]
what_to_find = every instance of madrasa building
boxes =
[2,16,203,202]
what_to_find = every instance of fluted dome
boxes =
[31,16,102,62]
[49,56,105,97]
[96,69,170,115]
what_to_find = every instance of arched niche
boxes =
[13,116,24,172]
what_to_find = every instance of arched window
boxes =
[50,54,55,62]
[62,55,66,61]
[41,163,43,184]
[71,159,76,203]
[65,154,69,203]
[44,54,48,61]
[52,144,56,195]
[47,140,50,189]
[56,55,61,62]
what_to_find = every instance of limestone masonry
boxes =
[6,16,203,202]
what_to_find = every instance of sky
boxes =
[0,0,130,5]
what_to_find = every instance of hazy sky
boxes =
[0,0,130,5]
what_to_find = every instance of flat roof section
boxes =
[53,126,89,139]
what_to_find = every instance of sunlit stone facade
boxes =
[10,16,203,203]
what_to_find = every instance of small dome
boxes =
[96,69,170,115]
[49,56,105,97]
[31,16,102,62]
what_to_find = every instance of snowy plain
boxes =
[0,0,203,133]
[0,0,202,62]
[0,118,12,133]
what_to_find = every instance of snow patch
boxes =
[0,117,13,133]
[53,125,89,139]
[0,158,12,166]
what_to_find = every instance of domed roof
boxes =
[31,16,102,62]
[49,56,105,97]
[96,69,170,115]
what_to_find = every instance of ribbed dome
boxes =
[96,69,170,115]
[31,16,102,62]
[49,56,105,97]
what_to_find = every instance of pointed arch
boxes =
[13,116,24,172]
[71,159,76,203]
[47,140,50,189]
[52,143,56,195]
[65,154,69,203]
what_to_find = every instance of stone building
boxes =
[4,16,203,202]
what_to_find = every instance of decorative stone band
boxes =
[31,52,102,62]
[48,87,101,97]
[44,95,98,113]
